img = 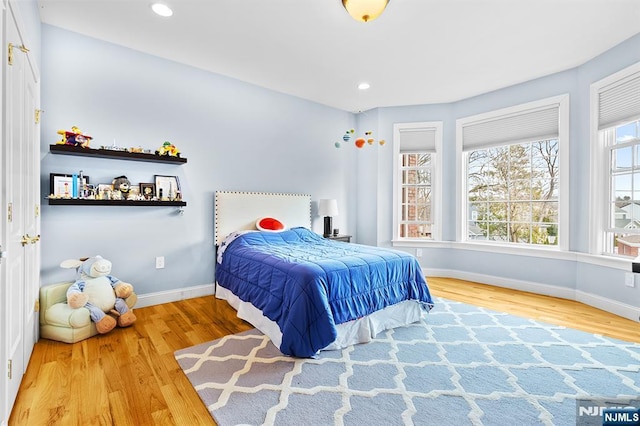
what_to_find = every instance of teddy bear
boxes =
[111,175,131,200]
[61,255,137,334]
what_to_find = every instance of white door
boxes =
[1,1,40,422]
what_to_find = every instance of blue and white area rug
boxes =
[174,298,640,425]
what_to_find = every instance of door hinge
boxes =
[7,359,12,380]
[35,204,40,218]
[8,202,13,223]
[34,299,40,313]
[35,109,41,124]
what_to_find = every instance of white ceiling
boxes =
[37,0,640,112]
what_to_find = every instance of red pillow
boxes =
[256,217,286,232]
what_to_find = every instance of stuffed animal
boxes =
[112,176,131,199]
[61,255,137,334]
[156,141,180,157]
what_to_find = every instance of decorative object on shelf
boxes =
[49,173,90,199]
[335,128,385,149]
[333,228,339,236]
[155,175,180,201]
[342,0,389,23]
[140,183,156,200]
[61,255,137,334]
[155,141,180,157]
[318,199,339,238]
[56,126,92,148]
[112,175,131,199]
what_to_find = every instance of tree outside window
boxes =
[467,139,559,245]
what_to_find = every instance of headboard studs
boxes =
[215,191,312,245]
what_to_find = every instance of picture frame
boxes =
[154,175,180,201]
[50,173,89,198]
[140,183,156,200]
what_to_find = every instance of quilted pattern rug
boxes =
[174,297,640,425]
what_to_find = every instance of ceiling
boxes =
[37,0,640,112]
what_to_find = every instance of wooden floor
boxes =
[9,277,640,425]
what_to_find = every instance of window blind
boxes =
[462,104,559,152]
[399,128,436,153]
[598,71,640,130]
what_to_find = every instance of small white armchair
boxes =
[39,281,137,344]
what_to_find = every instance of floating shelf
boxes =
[49,144,187,164]
[48,198,186,207]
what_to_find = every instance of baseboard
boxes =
[135,283,216,308]
[575,290,640,323]
[134,273,640,323]
[426,268,640,323]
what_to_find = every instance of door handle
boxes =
[21,234,40,246]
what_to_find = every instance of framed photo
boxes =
[140,183,156,200]
[50,173,89,198]
[94,184,112,200]
[154,175,180,200]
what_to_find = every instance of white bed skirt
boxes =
[215,284,425,354]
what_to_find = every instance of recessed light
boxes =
[151,3,173,17]
[358,82,370,90]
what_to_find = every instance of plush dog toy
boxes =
[61,255,137,334]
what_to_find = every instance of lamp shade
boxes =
[342,0,389,23]
[318,199,339,217]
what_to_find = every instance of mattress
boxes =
[215,227,433,357]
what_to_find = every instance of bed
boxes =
[214,191,434,357]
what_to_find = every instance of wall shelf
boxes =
[49,144,187,164]
[48,199,186,207]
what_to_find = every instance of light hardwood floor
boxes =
[9,277,640,425]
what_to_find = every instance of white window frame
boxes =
[392,121,443,243]
[590,61,640,257]
[456,95,570,251]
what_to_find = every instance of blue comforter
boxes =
[215,227,433,357]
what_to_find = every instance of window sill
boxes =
[391,239,451,249]
[391,239,633,270]
[450,241,577,260]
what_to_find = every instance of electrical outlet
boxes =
[155,256,165,269]
[625,272,635,288]
[416,248,423,257]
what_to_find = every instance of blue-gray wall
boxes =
[38,20,640,317]
[358,33,640,316]
[39,25,356,294]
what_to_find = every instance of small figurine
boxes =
[156,141,180,157]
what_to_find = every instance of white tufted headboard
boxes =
[214,191,312,246]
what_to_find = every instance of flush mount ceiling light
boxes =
[342,0,389,23]
[151,2,173,17]
[358,82,371,90]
